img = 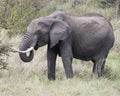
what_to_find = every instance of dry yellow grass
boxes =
[0,30,120,96]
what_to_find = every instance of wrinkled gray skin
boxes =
[19,11,114,80]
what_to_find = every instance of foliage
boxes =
[0,28,11,69]
[0,0,117,36]
[0,40,11,69]
[0,0,52,35]
[0,27,12,69]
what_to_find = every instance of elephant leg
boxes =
[92,61,97,75]
[97,58,105,77]
[101,60,106,76]
[92,58,105,77]
[47,47,57,80]
[62,57,73,78]
[60,41,73,78]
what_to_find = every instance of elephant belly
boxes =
[72,50,95,61]
[71,31,107,60]
[73,50,96,61]
[72,43,103,61]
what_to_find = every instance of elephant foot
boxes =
[48,73,56,80]
[66,72,73,79]
[91,71,104,78]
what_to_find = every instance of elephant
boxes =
[15,11,115,80]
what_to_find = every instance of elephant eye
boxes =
[38,22,45,27]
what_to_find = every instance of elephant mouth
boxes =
[34,39,48,50]
[12,35,48,62]
[13,39,47,52]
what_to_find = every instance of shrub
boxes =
[0,29,11,69]
[0,41,11,69]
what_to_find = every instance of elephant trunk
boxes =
[19,33,37,62]
[19,50,34,62]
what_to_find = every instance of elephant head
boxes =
[16,17,71,62]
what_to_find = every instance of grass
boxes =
[0,32,120,96]
[1,0,120,96]
[0,71,120,96]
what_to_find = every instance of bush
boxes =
[0,0,51,36]
[0,41,11,69]
[0,29,11,69]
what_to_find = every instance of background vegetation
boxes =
[0,0,120,96]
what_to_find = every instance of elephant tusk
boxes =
[12,47,34,53]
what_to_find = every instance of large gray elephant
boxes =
[15,11,115,80]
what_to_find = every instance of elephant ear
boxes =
[50,20,71,48]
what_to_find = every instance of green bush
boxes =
[0,0,52,36]
[0,41,11,69]
[0,28,11,69]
